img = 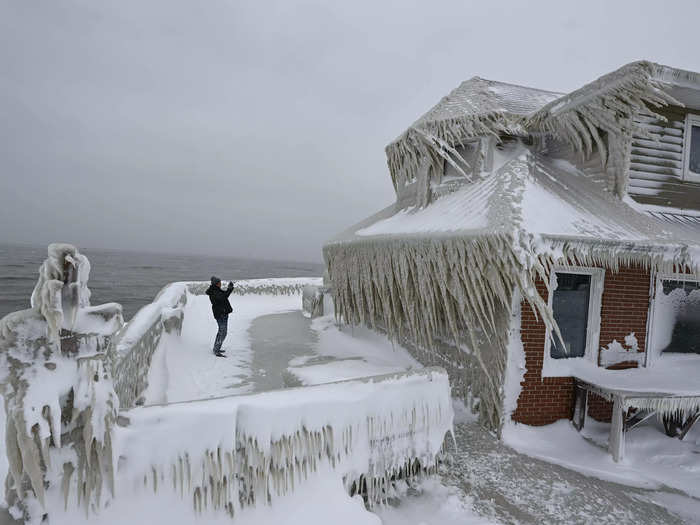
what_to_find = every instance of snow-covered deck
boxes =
[567,356,700,462]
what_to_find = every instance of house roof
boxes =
[407,78,562,132]
[330,143,700,258]
[385,61,685,194]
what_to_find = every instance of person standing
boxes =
[205,276,234,357]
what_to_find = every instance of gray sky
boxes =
[1,0,699,262]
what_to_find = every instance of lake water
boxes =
[0,243,324,320]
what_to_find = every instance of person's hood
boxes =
[205,285,216,296]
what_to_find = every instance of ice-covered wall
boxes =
[109,368,452,518]
[0,244,123,522]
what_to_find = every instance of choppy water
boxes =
[0,243,324,321]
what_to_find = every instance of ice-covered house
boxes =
[324,61,700,459]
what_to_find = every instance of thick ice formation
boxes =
[114,368,452,518]
[386,61,679,200]
[302,285,326,318]
[0,244,123,522]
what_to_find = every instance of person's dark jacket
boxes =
[206,282,234,318]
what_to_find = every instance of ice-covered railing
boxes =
[114,367,452,517]
[112,282,189,408]
[112,278,322,408]
[186,277,322,296]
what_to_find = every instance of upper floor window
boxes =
[683,114,700,181]
[443,142,478,181]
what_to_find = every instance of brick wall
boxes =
[598,265,651,356]
[511,264,651,426]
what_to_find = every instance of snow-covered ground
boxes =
[144,292,305,403]
[288,315,421,385]
[504,417,700,501]
[446,421,695,524]
[141,289,422,404]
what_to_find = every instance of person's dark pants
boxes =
[213,314,228,353]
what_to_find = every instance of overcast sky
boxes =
[1,1,699,262]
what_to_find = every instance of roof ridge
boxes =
[463,76,565,97]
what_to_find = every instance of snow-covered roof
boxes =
[324,143,700,373]
[331,144,700,254]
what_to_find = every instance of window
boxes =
[551,273,591,358]
[443,142,478,181]
[544,268,604,367]
[650,278,700,356]
[683,114,700,182]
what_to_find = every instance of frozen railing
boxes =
[112,278,322,408]
[114,367,453,517]
[186,277,322,296]
[112,283,189,408]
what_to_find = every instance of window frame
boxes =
[542,266,605,376]
[682,113,700,182]
[647,272,700,365]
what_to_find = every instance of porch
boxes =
[570,355,700,462]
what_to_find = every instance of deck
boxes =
[571,358,700,462]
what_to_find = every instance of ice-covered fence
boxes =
[114,367,452,518]
[186,277,322,296]
[112,278,322,408]
[112,283,189,408]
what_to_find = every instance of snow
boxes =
[113,282,188,359]
[20,280,469,525]
[350,143,690,251]
[543,353,700,396]
[503,417,700,501]
[0,244,122,521]
[502,296,525,422]
[6,266,700,523]
[650,285,684,359]
[599,333,645,367]
[44,367,454,524]
[150,291,303,403]
[357,186,489,235]
[649,280,700,361]
[45,466,381,525]
[375,478,494,525]
[287,315,420,386]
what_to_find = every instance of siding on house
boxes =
[512,265,652,426]
[628,105,700,210]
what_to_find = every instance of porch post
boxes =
[609,395,625,462]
